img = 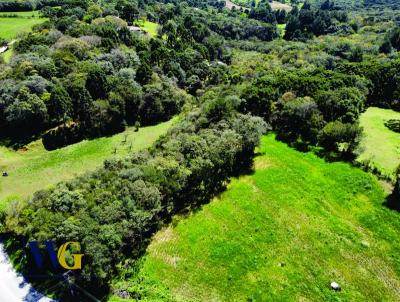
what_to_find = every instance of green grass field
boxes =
[117,134,400,301]
[0,16,44,40]
[0,11,46,63]
[0,119,175,211]
[357,107,400,180]
[0,11,40,18]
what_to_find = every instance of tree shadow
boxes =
[383,191,399,212]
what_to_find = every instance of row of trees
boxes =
[4,95,267,300]
[0,0,69,12]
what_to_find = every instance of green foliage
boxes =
[47,84,73,123]
[357,107,400,181]
[0,119,175,209]
[284,4,349,40]
[385,119,400,133]
[4,98,267,298]
[317,120,362,155]
[130,135,400,301]
[315,87,365,123]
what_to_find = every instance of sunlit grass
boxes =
[357,107,400,180]
[0,16,45,40]
[120,135,400,301]
[0,119,176,209]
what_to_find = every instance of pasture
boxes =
[0,119,175,211]
[0,15,44,40]
[357,107,400,180]
[119,135,400,301]
[0,11,45,62]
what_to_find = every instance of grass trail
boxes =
[0,119,175,210]
[120,134,400,301]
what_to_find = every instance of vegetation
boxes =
[0,14,45,39]
[0,0,400,300]
[357,107,400,181]
[4,98,266,299]
[122,135,400,301]
[0,119,175,211]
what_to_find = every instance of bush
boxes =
[384,119,400,133]
[317,121,362,156]
[5,99,267,297]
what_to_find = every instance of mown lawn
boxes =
[0,119,176,211]
[117,134,400,301]
[357,107,400,180]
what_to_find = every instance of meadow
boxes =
[0,119,175,211]
[0,15,44,40]
[117,135,400,301]
[0,11,45,62]
[357,107,400,180]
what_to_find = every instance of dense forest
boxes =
[1,0,400,300]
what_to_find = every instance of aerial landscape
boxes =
[0,0,400,301]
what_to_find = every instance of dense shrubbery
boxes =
[237,68,366,156]
[0,0,70,12]
[385,119,400,133]
[338,59,400,110]
[380,26,400,53]
[0,1,235,148]
[284,2,349,40]
[4,97,267,299]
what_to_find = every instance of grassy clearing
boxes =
[0,11,45,62]
[142,21,158,37]
[270,1,292,12]
[135,20,158,37]
[0,119,176,211]
[0,17,44,40]
[1,49,12,63]
[121,134,400,301]
[357,107,400,180]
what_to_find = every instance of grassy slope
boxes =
[0,11,45,62]
[0,17,44,40]
[0,119,175,210]
[123,134,400,301]
[357,107,400,180]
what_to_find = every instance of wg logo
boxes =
[28,241,84,270]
